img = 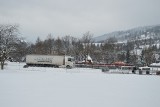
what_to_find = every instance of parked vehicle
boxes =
[108,66,135,74]
[135,66,160,75]
[119,66,135,74]
[25,55,74,68]
[138,67,151,74]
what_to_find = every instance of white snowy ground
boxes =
[0,62,160,107]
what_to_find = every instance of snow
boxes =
[150,63,160,67]
[131,48,142,56]
[0,62,160,107]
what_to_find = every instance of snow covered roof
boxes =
[150,63,160,66]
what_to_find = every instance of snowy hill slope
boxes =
[93,25,160,42]
[0,62,160,107]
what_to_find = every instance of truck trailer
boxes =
[25,55,74,68]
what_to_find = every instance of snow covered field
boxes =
[0,62,160,107]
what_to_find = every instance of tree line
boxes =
[1,24,160,70]
[22,32,160,66]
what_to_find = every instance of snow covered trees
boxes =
[0,24,19,69]
[8,34,159,67]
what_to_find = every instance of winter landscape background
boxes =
[1,24,160,106]
[1,24,160,67]
[1,0,160,106]
[0,62,160,107]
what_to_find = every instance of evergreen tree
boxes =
[126,50,130,63]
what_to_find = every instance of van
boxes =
[138,67,151,75]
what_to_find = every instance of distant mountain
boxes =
[93,25,160,42]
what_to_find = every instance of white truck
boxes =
[25,55,74,68]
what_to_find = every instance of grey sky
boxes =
[0,0,160,42]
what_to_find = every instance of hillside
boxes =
[93,25,160,42]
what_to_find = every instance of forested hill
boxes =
[93,25,160,42]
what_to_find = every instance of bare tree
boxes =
[62,35,72,55]
[13,39,28,62]
[143,48,155,66]
[81,31,93,62]
[34,37,47,54]
[72,40,83,61]
[54,37,64,55]
[44,34,54,54]
[101,37,117,63]
[0,24,19,69]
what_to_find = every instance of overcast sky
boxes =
[0,0,160,42]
